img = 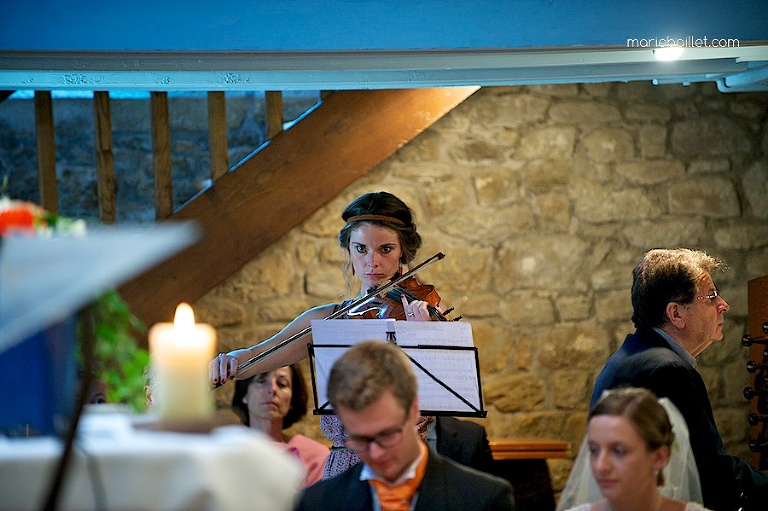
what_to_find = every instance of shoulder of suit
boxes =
[427,449,510,489]
[437,416,485,434]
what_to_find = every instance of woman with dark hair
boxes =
[211,191,447,478]
[232,364,329,488]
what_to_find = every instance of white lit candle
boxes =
[148,303,216,421]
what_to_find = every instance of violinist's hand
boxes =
[210,352,238,385]
[401,293,431,321]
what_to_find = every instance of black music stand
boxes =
[307,319,486,418]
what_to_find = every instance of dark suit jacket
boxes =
[435,416,495,474]
[591,327,768,511]
[294,447,514,511]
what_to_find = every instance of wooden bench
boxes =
[490,438,570,460]
[488,438,570,511]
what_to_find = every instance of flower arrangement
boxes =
[1,195,149,412]
[0,196,87,238]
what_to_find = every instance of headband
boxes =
[345,214,406,226]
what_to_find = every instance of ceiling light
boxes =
[653,47,684,61]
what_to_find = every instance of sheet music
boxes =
[394,321,474,347]
[311,318,394,344]
[310,319,483,415]
[402,347,481,412]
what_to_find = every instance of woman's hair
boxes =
[337,191,422,272]
[327,341,417,414]
[630,248,726,329]
[589,387,674,486]
[231,364,309,429]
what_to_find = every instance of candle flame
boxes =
[173,302,196,329]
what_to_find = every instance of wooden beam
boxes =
[265,91,284,139]
[207,91,229,181]
[151,92,173,220]
[94,91,116,223]
[120,87,478,329]
[34,91,58,214]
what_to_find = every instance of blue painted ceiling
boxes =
[1,1,767,92]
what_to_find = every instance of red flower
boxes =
[0,207,38,236]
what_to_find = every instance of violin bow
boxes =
[226,252,445,380]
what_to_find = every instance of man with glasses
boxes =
[294,341,514,511]
[590,248,768,511]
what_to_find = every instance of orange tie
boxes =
[369,443,428,511]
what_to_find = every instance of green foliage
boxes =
[86,290,149,412]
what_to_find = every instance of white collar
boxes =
[359,443,426,486]
[653,327,697,367]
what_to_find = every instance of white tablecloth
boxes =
[0,415,304,511]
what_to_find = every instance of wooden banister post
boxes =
[34,91,58,214]
[94,91,116,223]
[265,91,283,139]
[151,92,173,220]
[207,91,228,182]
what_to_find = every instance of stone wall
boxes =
[2,83,767,494]
[193,83,768,492]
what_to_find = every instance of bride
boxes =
[557,387,709,511]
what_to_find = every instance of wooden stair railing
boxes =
[17,87,479,332]
[119,87,479,331]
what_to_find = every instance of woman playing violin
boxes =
[209,191,447,477]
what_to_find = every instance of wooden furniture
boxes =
[747,275,768,470]
[490,438,570,460]
[489,438,570,511]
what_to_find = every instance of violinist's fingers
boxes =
[210,352,236,384]
[412,300,430,321]
[209,356,218,383]
[401,294,414,320]
[401,293,430,322]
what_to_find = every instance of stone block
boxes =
[552,370,591,409]
[549,101,621,124]
[520,160,571,190]
[537,323,611,370]
[638,124,668,158]
[484,374,545,413]
[573,180,664,223]
[516,127,577,160]
[615,159,685,185]
[671,116,753,157]
[581,127,634,162]
[532,192,571,231]
[667,177,740,218]
[498,293,555,327]
[496,234,591,292]
[555,295,592,322]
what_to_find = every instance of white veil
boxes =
[555,397,703,510]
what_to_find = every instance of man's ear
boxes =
[665,302,686,329]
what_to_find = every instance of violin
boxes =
[220,253,453,383]
[346,276,450,321]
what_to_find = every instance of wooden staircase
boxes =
[5,87,479,331]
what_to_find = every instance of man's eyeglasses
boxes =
[343,415,409,453]
[696,289,719,302]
